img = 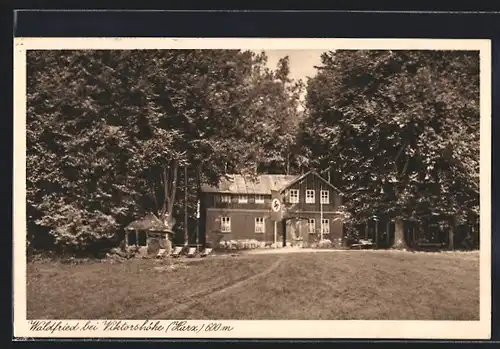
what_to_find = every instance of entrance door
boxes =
[287,219,302,247]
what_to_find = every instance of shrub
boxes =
[207,230,224,250]
[35,204,118,252]
[317,239,333,249]
[217,239,261,251]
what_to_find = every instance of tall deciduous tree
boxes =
[244,54,305,175]
[301,50,479,247]
[27,49,302,252]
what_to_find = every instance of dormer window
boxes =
[255,195,265,204]
[238,195,248,204]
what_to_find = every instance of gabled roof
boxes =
[201,174,297,195]
[279,170,343,195]
[200,171,343,195]
[125,213,173,233]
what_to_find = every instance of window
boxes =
[220,195,231,203]
[221,217,231,233]
[320,190,330,204]
[289,189,299,204]
[255,217,265,233]
[321,219,330,234]
[308,218,316,234]
[306,189,315,204]
[238,195,248,204]
[255,195,265,204]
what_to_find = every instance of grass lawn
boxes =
[26,250,479,320]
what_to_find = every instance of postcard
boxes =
[13,37,491,339]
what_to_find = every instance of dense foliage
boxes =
[27,50,302,251]
[26,49,480,252]
[301,50,480,227]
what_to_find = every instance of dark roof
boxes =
[279,171,343,195]
[125,213,173,232]
[201,174,297,195]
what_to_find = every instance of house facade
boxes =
[199,171,345,248]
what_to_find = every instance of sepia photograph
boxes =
[13,38,491,339]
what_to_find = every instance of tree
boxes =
[242,54,305,175]
[301,50,479,248]
[27,49,302,252]
[27,50,147,251]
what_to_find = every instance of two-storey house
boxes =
[199,170,344,247]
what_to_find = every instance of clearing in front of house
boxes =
[27,250,479,320]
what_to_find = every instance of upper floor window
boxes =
[289,189,299,204]
[220,195,231,203]
[238,195,248,204]
[255,217,265,233]
[320,190,330,204]
[306,189,315,204]
[255,195,265,204]
[221,217,231,233]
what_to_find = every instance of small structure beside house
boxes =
[199,170,345,248]
[125,213,174,255]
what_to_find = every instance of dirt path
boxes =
[243,248,481,255]
[151,255,284,319]
[244,247,352,255]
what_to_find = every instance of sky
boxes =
[251,50,327,110]
[252,49,327,82]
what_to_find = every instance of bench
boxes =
[200,248,213,257]
[351,239,374,249]
[171,246,183,257]
[186,247,197,258]
[417,242,447,249]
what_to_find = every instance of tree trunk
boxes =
[386,220,391,245]
[164,235,172,255]
[159,161,178,219]
[197,165,203,247]
[449,216,455,250]
[184,165,188,246]
[282,219,287,247]
[169,161,178,214]
[286,153,290,175]
[393,218,408,249]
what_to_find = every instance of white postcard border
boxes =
[13,38,492,340]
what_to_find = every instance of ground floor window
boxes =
[321,219,330,234]
[308,218,316,234]
[221,216,231,232]
[255,217,265,233]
